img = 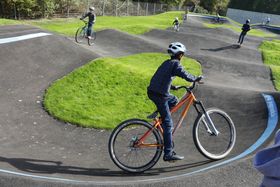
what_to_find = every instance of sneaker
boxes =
[163,152,184,162]
[87,36,92,39]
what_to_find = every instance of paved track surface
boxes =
[0,17,279,186]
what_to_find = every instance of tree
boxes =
[200,0,229,14]
[12,0,36,19]
[214,0,230,14]
[228,0,280,15]
[36,0,56,18]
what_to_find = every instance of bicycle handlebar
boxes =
[172,78,204,92]
[80,19,88,24]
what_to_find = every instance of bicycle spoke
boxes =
[109,120,162,172]
[194,108,236,160]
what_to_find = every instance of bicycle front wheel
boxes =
[108,119,163,173]
[75,27,86,43]
[193,108,236,160]
[88,31,96,46]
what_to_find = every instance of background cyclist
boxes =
[147,42,202,162]
[237,19,251,46]
[173,17,180,31]
[80,6,96,39]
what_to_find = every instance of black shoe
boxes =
[163,152,184,162]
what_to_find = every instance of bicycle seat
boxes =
[147,111,159,119]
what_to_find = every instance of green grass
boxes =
[44,53,202,129]
[0,18,22,25]
[259,40,280,89]
[203,22,276,38]
[25,11,184,36]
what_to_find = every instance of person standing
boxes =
[266,17,271,25]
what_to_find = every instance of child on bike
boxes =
[80,6,96,39]
[237,19,251,46]
[173,17,180,31]
[147,42,202,162]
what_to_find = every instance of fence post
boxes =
[14,3,17,19]
[146,2,148,16]
[160,3,163,12]
[102,0,106,16]
[126,0,129,16]
[153,3,156,15]
[137,0,140,16]
[115,0,118,16]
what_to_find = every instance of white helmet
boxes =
[175,17,178,20]
[89,6,95,11]
[168,42,187,56]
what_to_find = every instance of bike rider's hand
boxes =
[195,75,204,82]
[171,85,180,90]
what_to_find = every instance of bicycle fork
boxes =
[194,101,220,136]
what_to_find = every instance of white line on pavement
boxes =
[0,32,52,44]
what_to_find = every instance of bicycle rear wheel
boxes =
[75,27,86,43]
[193,108,236,160]
[108,119,163,173]
[88,31,96,46]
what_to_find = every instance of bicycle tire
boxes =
[75,26,86,43]
[87,31,96,46]
[108,119,163,173]
[193,108,236,160]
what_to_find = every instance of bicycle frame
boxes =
[135,84,219,148]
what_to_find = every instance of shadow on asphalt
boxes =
[147,160,213,174]
[0,156,213,177]
[201,44,240,52]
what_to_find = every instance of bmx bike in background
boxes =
[211,17,227,24]
[108,79,236,173]
[75,20,96,46]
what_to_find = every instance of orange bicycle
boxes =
[108,81,236,173]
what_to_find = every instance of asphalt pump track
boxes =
[0,17,279,186]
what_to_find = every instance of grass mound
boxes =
[0,18,21,25]
[44,53,201,129]
[26,11,184,36]
[259,40,280,89]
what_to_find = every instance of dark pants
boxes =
[87,22,94,36]
[238,31,247,44]
[148,91,178,156]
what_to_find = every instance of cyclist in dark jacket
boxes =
[238,19,251,46]
[80,6,96,39]
[173,17,180,31]
[147,42,202,162]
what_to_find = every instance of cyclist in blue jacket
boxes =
[80,6,96,39]
[147,42,202,162]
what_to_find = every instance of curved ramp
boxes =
[0,16,279,187]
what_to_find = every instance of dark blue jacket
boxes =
[147,59,197,96]
[242,23,250,32]
[81,12,96,24]
[173,20,179,25]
